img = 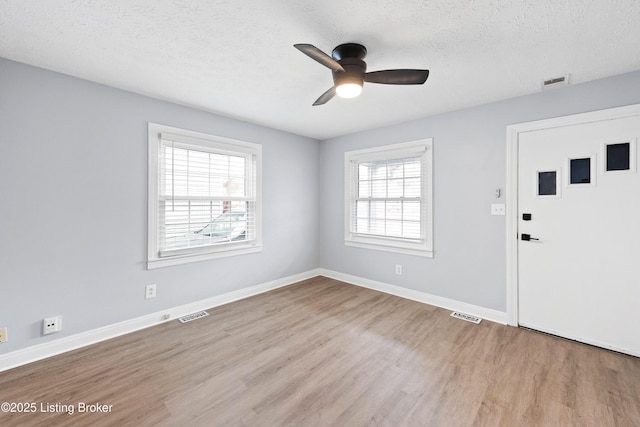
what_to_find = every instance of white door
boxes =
[517,111,640,356]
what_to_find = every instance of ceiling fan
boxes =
[294,43,429,106]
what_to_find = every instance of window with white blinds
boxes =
[345,139,433,257]
[148,123,262,269]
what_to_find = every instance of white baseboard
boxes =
[317,269,508,325]
[0,269,322,372]
[1,268,507,372]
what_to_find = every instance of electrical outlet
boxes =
[0,327,7,343]
[43,316,62,335]
[145,284,157,299]
[395,264,403,275]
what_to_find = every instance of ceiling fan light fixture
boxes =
[336,82,363,98]
[335,73,364,99]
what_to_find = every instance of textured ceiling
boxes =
[2,0,640,139]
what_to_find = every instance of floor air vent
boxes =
[178,311,209,323]
[451,312,482,324]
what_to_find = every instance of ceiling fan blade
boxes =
[294,44,345,73]
[364,69,429,85]
[312,87,336,106]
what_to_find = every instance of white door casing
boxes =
[506,104,640,357]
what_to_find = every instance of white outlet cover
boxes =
[145,284,157,299]
[43,316,62,335]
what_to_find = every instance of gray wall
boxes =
[318,70,640,312]
[0,58,319,353]
[3,55,640,355]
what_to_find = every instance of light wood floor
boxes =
[1,276,639,426]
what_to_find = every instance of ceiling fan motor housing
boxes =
[333,57,366,87]
[332,43,367,61]
[332,44,368,88]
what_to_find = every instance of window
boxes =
[601,139,636,174]
[345,139,433,257]
[565,154,596,188]
[148,123,261,269]
[569,158,591,184]
[606,143,630,171]
[538,171,558,196]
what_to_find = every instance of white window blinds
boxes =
[352,156,423,241]
[148,123,261,268]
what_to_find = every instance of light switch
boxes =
[491,204,506,216]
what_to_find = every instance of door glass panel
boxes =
[570,158,591,184]
[538,171,557,196]
[606,142,630,171]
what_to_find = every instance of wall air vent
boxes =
[178,311,209,323]
[542,74,570,90]
[451,311,482,324]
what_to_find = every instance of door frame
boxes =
[505,103,640,327]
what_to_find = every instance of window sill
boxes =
[147,244,263,269]
[345,240,433,258]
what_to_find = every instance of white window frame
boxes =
[147,123,262,269]
[344,138,433,257]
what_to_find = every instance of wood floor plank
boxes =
[1,276,639,426]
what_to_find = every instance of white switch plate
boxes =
[491,204,506,216]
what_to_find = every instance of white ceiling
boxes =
[2,1,640,140]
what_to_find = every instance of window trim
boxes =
[344,138,434,258]
[147,123,262,269]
